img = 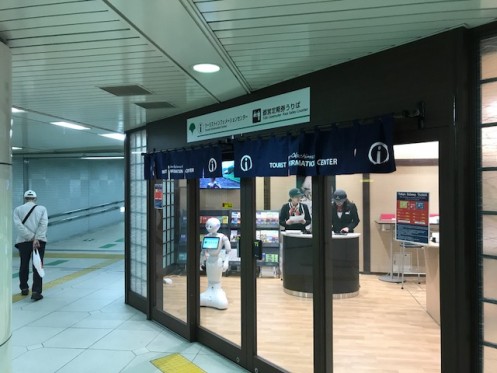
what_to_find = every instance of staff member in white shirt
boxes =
[13,190,48,301]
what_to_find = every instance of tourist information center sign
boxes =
[187,88,310,142]
[395,191,430,244]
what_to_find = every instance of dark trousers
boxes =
[17,241,46,294]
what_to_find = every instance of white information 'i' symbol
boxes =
[240,155,253,172]
[368,142,389,165]
[208,158,217,173]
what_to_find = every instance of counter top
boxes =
[281,232,360,239]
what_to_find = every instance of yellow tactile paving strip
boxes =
[151,353,206,373]
[12,253,123,303]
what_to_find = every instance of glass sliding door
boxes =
[156,179,188,322]
[332,146,441,372]
[256,175,314,372]
[198,167,241,346]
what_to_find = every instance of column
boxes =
[0,40,13,373]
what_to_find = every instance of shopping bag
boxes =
[32,248,45,278]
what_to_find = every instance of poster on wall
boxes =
[154,183,163,209]
[395,191,430,244]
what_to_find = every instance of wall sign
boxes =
[187,88,310,142]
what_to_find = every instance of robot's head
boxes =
[205,217,221,234]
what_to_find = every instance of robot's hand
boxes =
[222,259,229,272]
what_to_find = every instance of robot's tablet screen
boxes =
[202,236,220,250]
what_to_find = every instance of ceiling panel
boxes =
[1,0,497,156]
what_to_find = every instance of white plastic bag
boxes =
[32,248,45,278]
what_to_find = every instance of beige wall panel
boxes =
[269,176,297,211]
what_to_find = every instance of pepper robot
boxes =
[200,217,232,310]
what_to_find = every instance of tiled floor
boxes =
[10,223,248,373]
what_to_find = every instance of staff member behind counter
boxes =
[279,188,312,233]
[332,189,360,233]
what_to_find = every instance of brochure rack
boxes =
[197,209,281,276]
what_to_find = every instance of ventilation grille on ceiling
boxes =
[98,85,152,96]
[134,101,175,109]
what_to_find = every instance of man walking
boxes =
[13,190,48,301]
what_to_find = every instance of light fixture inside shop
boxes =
[99,133,125,141]
[81,156,124,160]
[11,107,25,113]
[12,147,22,150]
[51,121,90,130]
[193,63,220,73]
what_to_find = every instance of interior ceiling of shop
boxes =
[2,0,497,156]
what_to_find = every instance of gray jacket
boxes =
[13,201,48,243]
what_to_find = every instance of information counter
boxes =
[281,232,360,299]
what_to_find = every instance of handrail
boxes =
[48,201,124,219]
[47,201,124,227]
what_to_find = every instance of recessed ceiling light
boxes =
[51,121,90,130]
[12,108,25,113]
[99,133,126,141]
[12,147,22,150]
[193,63,221,73]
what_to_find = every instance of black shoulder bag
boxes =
[15,205,37,249]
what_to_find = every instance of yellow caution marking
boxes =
[151,353,206,373]
[12,256,122,303]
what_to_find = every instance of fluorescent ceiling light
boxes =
[12,108,25,113]
[12,147,22,150]
[81,156,124,160]
[51,121,90,130]
[99,133,125,141]
[193,63,220,73]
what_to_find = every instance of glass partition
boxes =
[480,35,497,373]
[129,130,148,297]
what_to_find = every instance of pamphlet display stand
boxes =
[199,209,281,276]
[376,213,434,286]
[399,241,425,289]
[376,215,402,283]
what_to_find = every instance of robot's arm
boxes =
[221,234,231,254]
[200,249,209,271]
[221,235,231,271]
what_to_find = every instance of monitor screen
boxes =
[199,161,240,189]
[202,236,220,250]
